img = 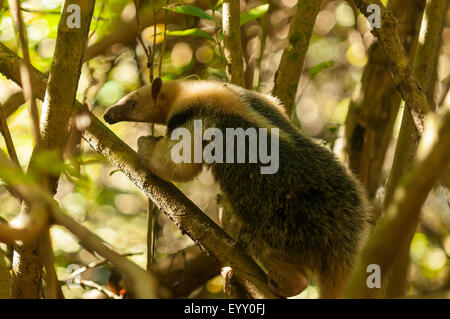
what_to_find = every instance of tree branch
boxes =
[382,0,448,298]
[344,0,425,198]
[351,0,433,135]
[0,43,278,299]
[0,248,10,298]
[0,102,20,166]
[0,149,159,299]
[345,109,450,298]
[222,0,244,86]
[8,0,41,145]
[9,0,95,298]
[154,246,221,297]
[272,0,322,114]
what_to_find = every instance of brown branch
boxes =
[0,102,20,166]
[8,0,41,146]
[77,280,121,299]
[8,0,96,298]
[146,202,157,271]
[66,252,141,282]
[0,202,48,244]
[133,0,152,79]
[154,246,220,297]
[0,149,159,298]
[133,1,160,271]
[351,0,433,135]
[158,2,169,78]
[438,76,450,108]
[42,229,63,299]
[222,267,251,298]
[0,43,278,299]
[52,206,158,298]
[222,0,244,86]
[2,91,25,119]
[344,0,425,198]
[0,248,10,299]
[345,109,450,298]
[382,0,448,298]
[272,0,322,114]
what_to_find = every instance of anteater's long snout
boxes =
[103,100,134,124]
[103,107,118,124]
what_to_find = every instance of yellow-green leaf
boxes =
[240,4,269,26]
[165,4,213,21]
[165,28,214,41]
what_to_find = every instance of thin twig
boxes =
[146,202,157,271]
[212,7,227,68]
[0,103,20,167]
[66,252,142,282]
[19,7,60,14]
[88,0,107,40]
[438,75,450,108]
[134,0,152,82]
[158,1,168,78]
[8,0,41,146]
[43,229,63,299]
[222,0,244,86]
[63,279,121,299]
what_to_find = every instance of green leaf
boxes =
[165,4,213,20]
[165,28,214,41]
[208,68,227,79]
[109,169,121,176]
[214,0,223,10]
[308,60,335,78]
[240,4,269,26]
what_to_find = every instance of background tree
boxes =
[0,0,448,299]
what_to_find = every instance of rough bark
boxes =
[345,110,450,298]
[383,0,448,298]
[0,248,11,298]
[351,0,432,135]
[0,148,159,299]
[11,0,95,298]
[0,43,278,299]
[344,0,425,198]
[272,0,322,114]
[154,246,221,297]
[222,0,244,86]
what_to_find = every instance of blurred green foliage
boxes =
[0,0,448,299]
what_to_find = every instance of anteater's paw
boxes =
[267,270,309,297]
[137,135,161,160]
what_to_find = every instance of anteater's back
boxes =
[204,84,370,297]
[162,80,370,297]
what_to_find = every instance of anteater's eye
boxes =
[129,100,136,108]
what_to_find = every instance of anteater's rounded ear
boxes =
[152,77,163,103]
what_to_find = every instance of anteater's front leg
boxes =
[137,135,202,182]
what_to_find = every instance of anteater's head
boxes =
[104,78,237,126]
[103,77,175,125]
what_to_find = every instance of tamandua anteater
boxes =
[104,78,370,298]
